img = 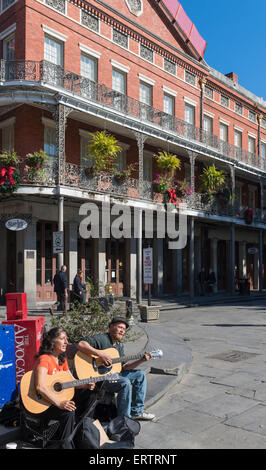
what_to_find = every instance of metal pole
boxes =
[259,229,263,292]
[136,208,142,305]
[231,223,236,294]
[189,216,195,299]
[57,193,64,269]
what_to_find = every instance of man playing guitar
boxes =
[77,317,156,421]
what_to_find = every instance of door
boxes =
[217,240,227,290]
[247,245,255,290]
[106,239,125,296]
[77,237,94,293]
[163,238,175,294]
[182,240,190,293]
[36,221,57,302]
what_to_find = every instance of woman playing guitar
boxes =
[23,327,96,442]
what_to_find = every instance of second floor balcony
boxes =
[14,158,265,226]
[0,59,264,174]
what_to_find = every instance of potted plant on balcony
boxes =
[0,150,20,193]
[25,149,49,180]
[199,164,226,202]
[153,150,181,178]
[113,162,138,184]
[86,130,122,175]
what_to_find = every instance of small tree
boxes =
[199,164,226,194]
[86,131,122,173]
[154,150,181,177]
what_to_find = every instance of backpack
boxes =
[73,417,101,449]
[104,415,141,448]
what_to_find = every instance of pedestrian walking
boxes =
[50,265,68,314]
[198,267,207,296]
[72,269,87,304]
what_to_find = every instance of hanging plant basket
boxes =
[86,130,122,173]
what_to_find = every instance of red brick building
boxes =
[0,0,265,307]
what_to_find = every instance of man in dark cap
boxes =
[77,317,155,421]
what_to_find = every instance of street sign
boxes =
[5,219,28,231]
[53,231,64,254]
[248,247,258,254]
[143,247,153,284]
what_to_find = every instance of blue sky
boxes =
[180,0,266,100]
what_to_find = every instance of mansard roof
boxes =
[156,0,207,61]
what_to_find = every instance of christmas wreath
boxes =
[0,165,20,193]
[0,151,20,193]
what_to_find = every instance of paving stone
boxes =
[157,408,221,434]
[224,403,266,435]
[189,392,257,419]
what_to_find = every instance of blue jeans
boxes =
[103,369,146,417]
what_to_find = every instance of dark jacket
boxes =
[207,271,216,285]
[73,275,85,295]
[53,271,68,293]
[198,270,207,284]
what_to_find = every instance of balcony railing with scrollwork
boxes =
[1,60,264,172]
[17,158,57,186]
[12,158,265,223]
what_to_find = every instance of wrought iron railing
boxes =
[12,158,265,223]
[0,59,264,172]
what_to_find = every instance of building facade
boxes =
[0,0,266,307]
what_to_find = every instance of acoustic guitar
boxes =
[74,347,163,379]
[20,369,119,414]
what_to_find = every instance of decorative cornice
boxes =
[68,0,207,77]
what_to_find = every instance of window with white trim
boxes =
[234,129,242,158]
[80,53,97,99]
[112,68,127,111]
[185,103,195,125]
[44,35,63,65]
[3,33,15,60]
[80,133,94,168]
[248,136,256,155]
[44,34,64,85]
[43,120,57,164]
[164,94,174,116]
[220,123,228,142]
[185,103,195,139]
[140,82,152,121]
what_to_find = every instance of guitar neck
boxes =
[61,375,111,390]
[112,352,143,365]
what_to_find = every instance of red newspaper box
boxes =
[5,293,28,320]
[2,316,45,385]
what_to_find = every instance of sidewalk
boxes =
[1,290,266,448]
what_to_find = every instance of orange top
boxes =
[35,354,69,375]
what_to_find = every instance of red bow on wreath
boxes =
[168,188,179,207]
[0,166,16,186]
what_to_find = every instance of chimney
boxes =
[225,72,238,84]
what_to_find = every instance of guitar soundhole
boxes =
[54,382,62,392]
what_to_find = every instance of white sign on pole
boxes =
[143,247,153,284]
[53,231,64,254]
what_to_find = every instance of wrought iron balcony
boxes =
[0,60,264,173]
